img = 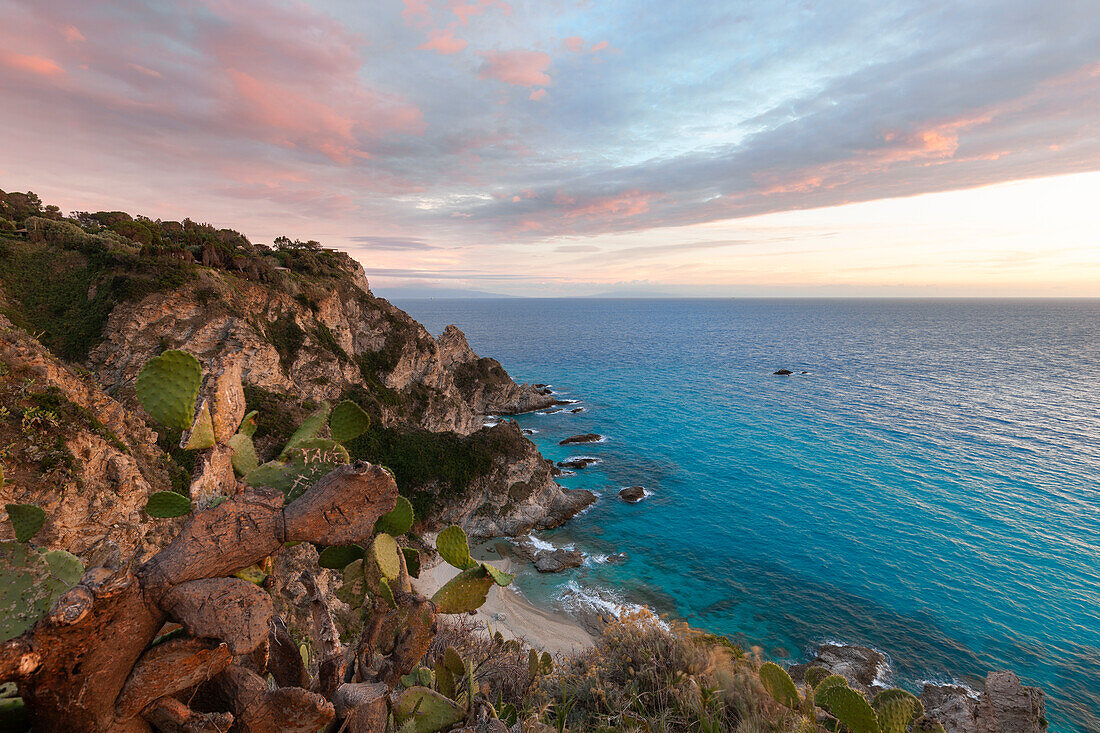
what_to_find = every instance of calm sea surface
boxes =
[393,298,1100,732]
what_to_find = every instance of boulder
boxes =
[557,457,599,470]
[559,433,602,446]
[619,486,647,503]
[773,369,793,375]
[534,548,585,573]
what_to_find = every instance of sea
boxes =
[393,297,1100,732]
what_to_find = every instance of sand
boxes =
[411,552,594,656]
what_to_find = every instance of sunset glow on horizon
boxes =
[1,0,1098,296]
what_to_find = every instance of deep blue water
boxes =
[393,298,1100,732]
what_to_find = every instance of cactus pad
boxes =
[436,525,476,570]
[402,548,421,579]
[245,438,350,501]
[377,577,396,608]
[370,533,402,581]
[432,565,493,614]
[873,689,923,722]
[374,495,414,537]
[805,666,830,688]
[443,646,465,676]
[0,540,84,642]
[817,684,880,733]
[180,399,215,450]
[329,400,370,444]
[482,562,514,587]
[144,491,192,518]
[239,409,259,438]
[876,696,915,733]
[759,661,801,709]
[5,504,46,543]
[228,433,260,476]
[280,402,331,457]
[394,687,465,733]
[318,544,365,570]
[135,350,201,430]
[336,559,366,609]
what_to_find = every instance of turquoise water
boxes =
[393,298,1100,732]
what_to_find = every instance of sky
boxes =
[0,0,1098,297]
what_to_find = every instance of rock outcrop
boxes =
[789,644,886,693]
[559,433,602,446]
[0,315,175,560]
[921,672,1048,733]
[428,422,594,540]
[619,486,648,503]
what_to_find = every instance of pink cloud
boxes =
[563,36,585,53]
[451,0,512,25]
[418,29,469,54]
[477,50,552,87]
[529,88,548,101]
[0,50,64,77]
[590,41,610,53]
[62,25,84,43]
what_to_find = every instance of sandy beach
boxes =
[412,547,594,656]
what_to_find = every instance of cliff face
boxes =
[88,265,555,435]
[0,314,176,561]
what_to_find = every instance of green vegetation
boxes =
[266,313,305,371]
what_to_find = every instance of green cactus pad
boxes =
[180,399,215,450]
[374,495,414,537]
[540,651,553,675]
[227,433,259,476]
[436,525,476,570]
[0,540,83,642]
[875,697,915,733]
[280,402,331,457]
[401,666,434,689]
[5,504,46,543]
[135,350,202,431]
[434,659,454,698]
[144,491,192,518]
[245,438,350,501]
[759,661,801,709]
[377,577,396,608]
[443,646,465,676]
[528,648,539,677]
[403,547,421,579]
[481,562,514,587]
[41,550,83,586]
[873,689,924,722]
[329,399,371,444]
[318,544,365,570]
[432,565,493,614]
[239,410,259,438]
[233,563,267,585]
[817,684,880,733]
[394,687,465,733]
[805,666,830,688]
[370,533,402,580]
[335,559,366,608]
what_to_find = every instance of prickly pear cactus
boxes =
[375,495,414,537]
[436,525,476,570]
[402,547,421,579]
[180,399,216,450]
[246,438,350,501]
[370,532,402,581]
[873,689,923,722]
[876,696,915,733]
[0,540,84,642]
[227,432,259,476]
[759,661,801,709]
[238,409,258,437]
[144,490,192,518]
[280,402,331,457]
[805,666,829,688]
[400,666,434,689]
[336,559,366,608]
[482,562,514,587]
[817,684,880,733]
[329,399,370,444]
[394,687,465,733]
[5,503,46,543]
[318,544,364,570]
[377,577,396,608]
[431,565,494,614]
[135,349,202,430]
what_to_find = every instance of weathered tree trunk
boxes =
[1,461,398,732]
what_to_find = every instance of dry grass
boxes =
[530,609,814,733]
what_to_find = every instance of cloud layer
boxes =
[0,0,1097,294]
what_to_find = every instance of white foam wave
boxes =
[525,535,557,553]
[562,580,670,630]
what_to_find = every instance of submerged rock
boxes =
[559,433,602,445]
[619,486,647,503]
[557,457,600,470]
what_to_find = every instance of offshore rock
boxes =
[559,433,602,445]
[921,672,1048,733]
[533,548,585,573]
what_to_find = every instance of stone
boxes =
[619,486,647,503]
[559,433,602,446]
[773,369,793,375]
[556,457,599,470]
[533,548,585,573]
